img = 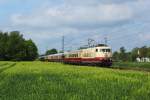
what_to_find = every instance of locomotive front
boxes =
[94,46,112,66]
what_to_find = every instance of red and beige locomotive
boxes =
[41,44,112,66]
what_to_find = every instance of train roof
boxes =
[96,44,108,47]
[79,44,110,49]
[81,45,111,50]
[47,53,64,56]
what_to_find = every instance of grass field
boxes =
[0,62,150,100]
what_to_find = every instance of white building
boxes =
[136,57,150,62]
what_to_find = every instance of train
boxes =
[40,44,112,66]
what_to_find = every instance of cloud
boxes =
[64,0,138,5]
[11,3,133,31]
[3,0,150,53]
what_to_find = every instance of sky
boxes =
[0,0,150,54]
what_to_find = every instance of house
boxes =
[136,57,150,62]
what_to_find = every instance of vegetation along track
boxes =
[112,62,150,72]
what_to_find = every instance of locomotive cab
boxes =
[95,47,112,58]
[95,46,112,66]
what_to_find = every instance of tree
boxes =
[0,31,38,61]
[113,51,119,61]
[24,39,38,61]
[119,47,127,61]
[131,47,139,61]
[46,48,58,55]
[139,46,148,57]
[7,31,25,61]
[0,32,9,60]
[148,47,150,57]
[126,52,132,62]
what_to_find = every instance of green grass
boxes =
[0,61,150,100]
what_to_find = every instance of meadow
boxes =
[0,61,150,100]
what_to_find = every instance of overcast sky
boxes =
[0,0,150,54]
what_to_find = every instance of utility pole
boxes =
[61,35,65,62]
[104,36,107,46]
[62,35,64,53]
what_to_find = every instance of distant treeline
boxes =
[113,46,150,62]
[0,31,38,61]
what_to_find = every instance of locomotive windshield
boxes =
[101,49,111,52]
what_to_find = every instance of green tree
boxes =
[119,47,127,61]
[126,52,132,62]
[113,51,119,61]
[0,31,38,61]
[139,46,148,57]
[24,39,38,61]
[0,32,9,60]
[7,31,25,61]
[46,48,58,55]
[131,47,139,61]
[148,47,150,57]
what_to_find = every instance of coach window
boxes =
[76,54,78,58]
[96,49,98,52]
[102,49,105,52]
[99,49,102,52]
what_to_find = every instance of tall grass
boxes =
[0,61,150,100]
